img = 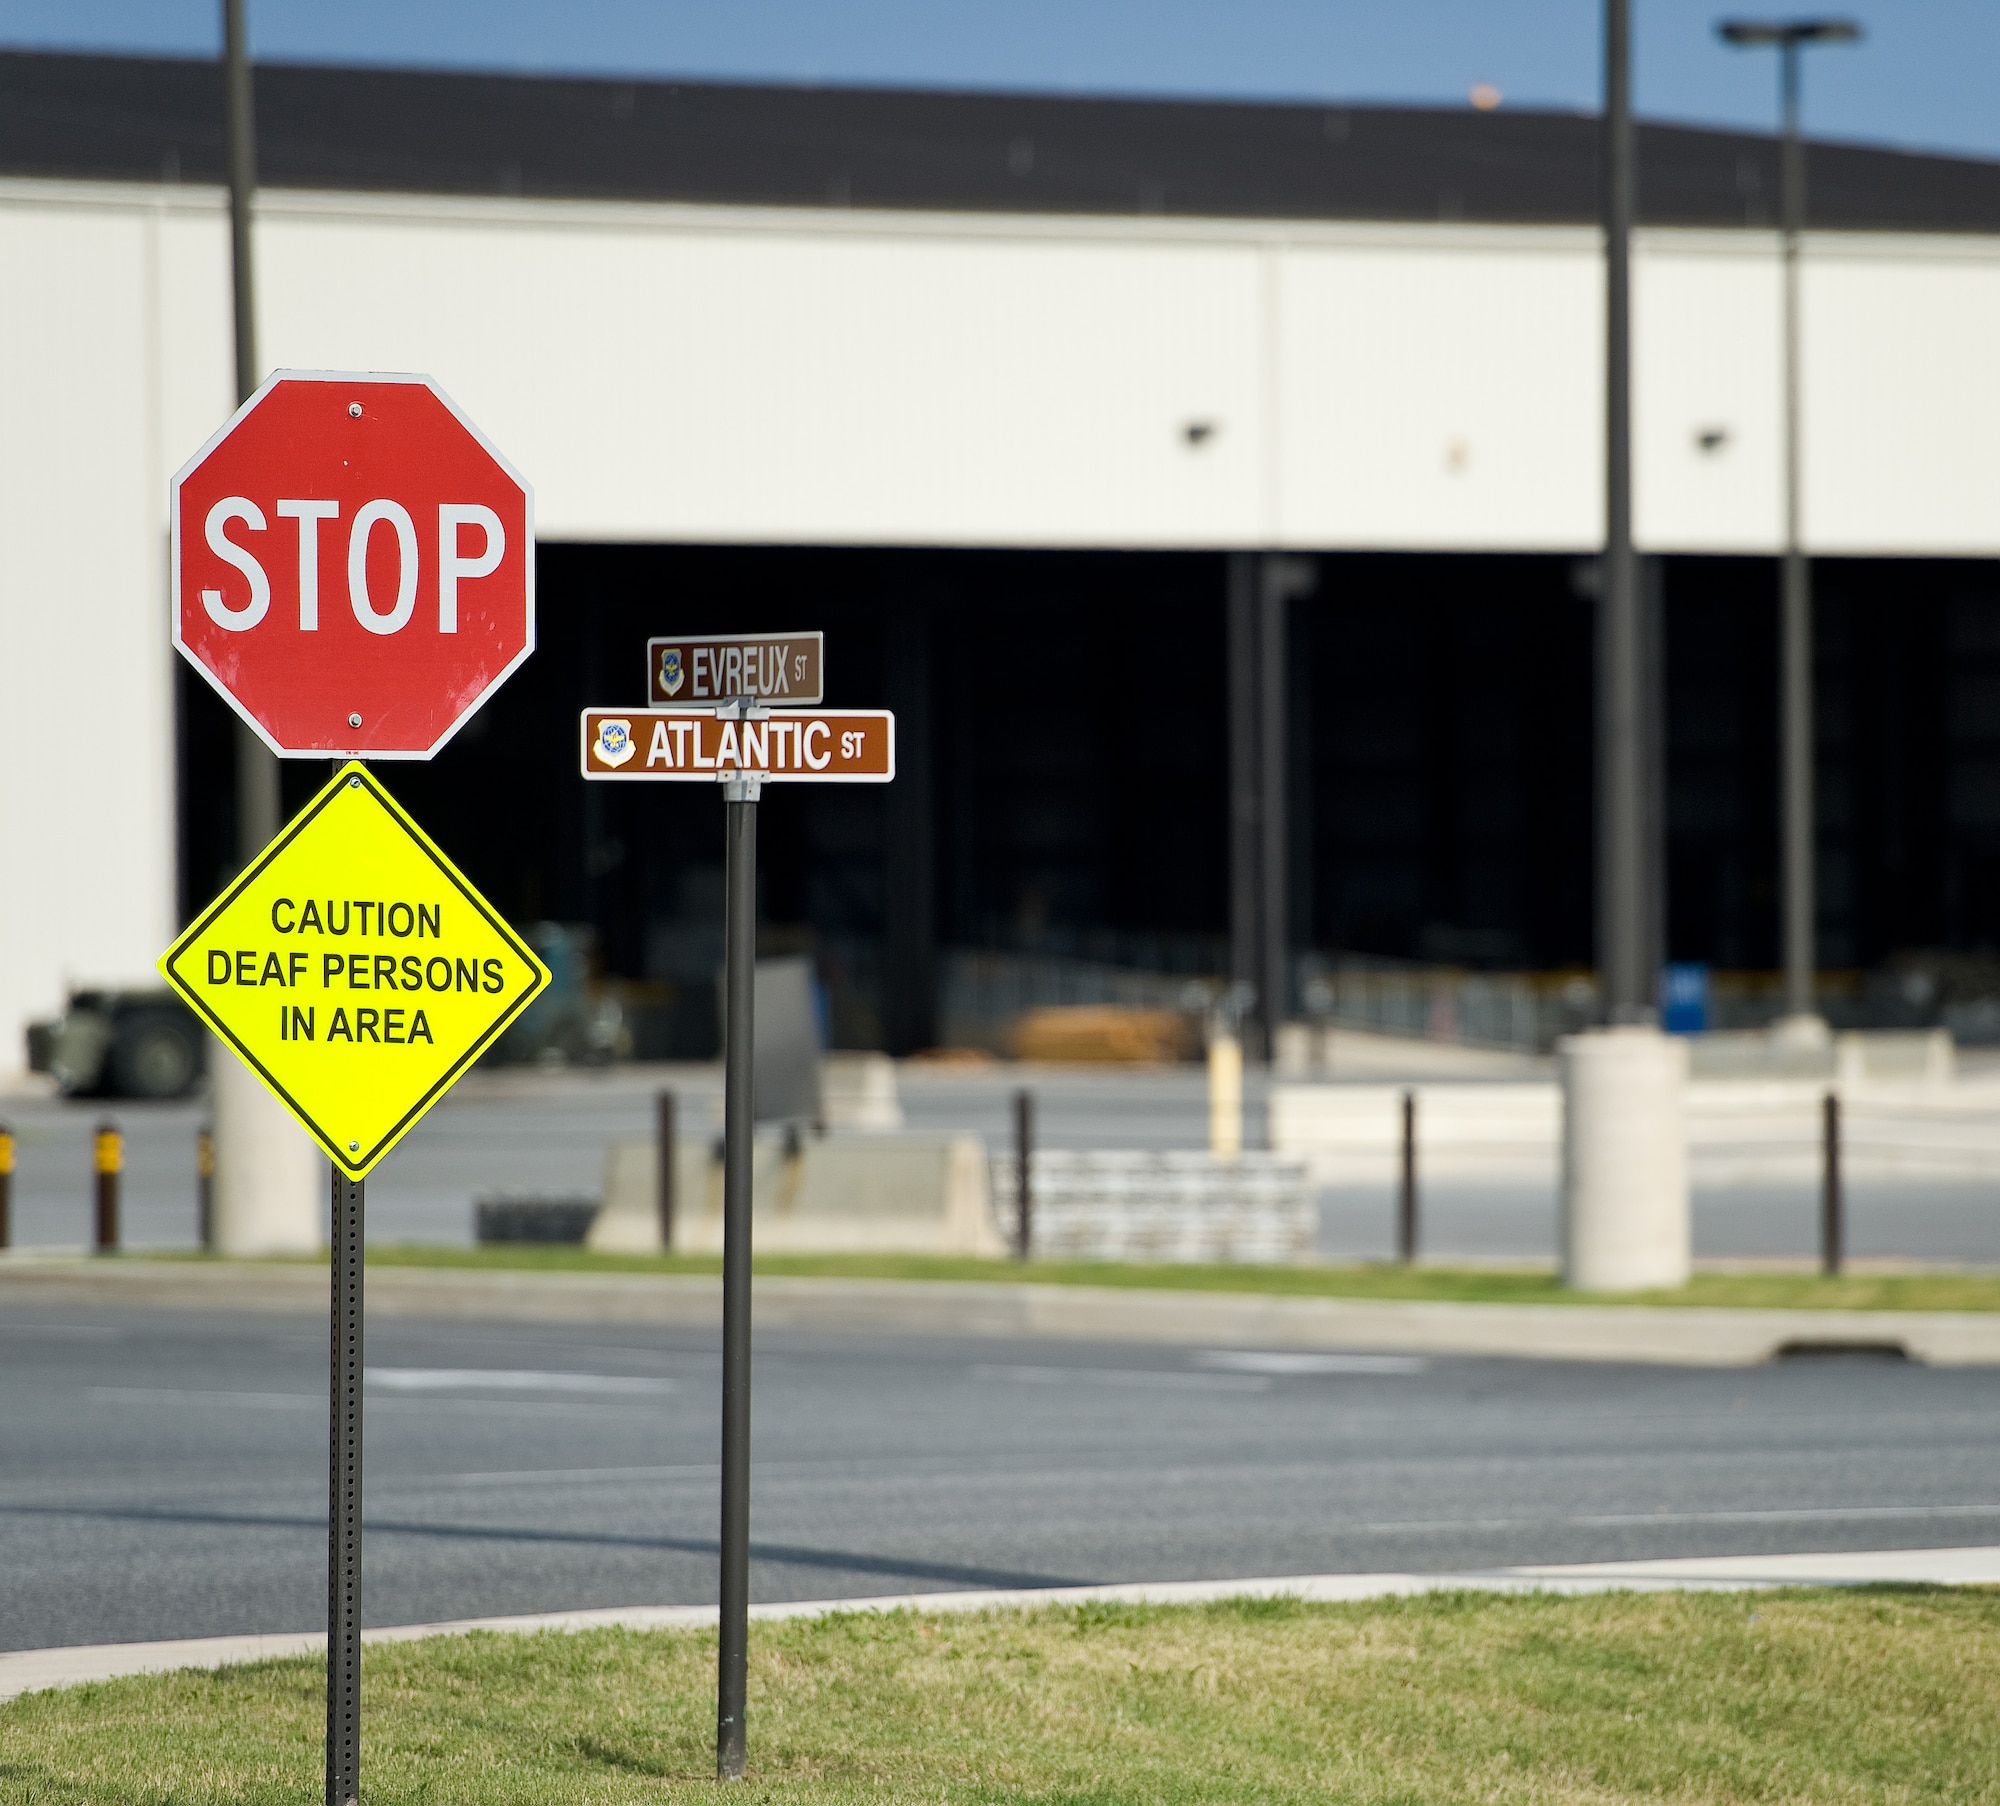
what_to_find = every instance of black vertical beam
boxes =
[1227,554,1261,1051]
[883,600,935,1054]
[1644,555,1669,984]
[1287,594,1316,984]
[1257,563,1290,1050]
[1600,0,1650,1021]
[716,788,757,1780]
[1229,554,1313,1060]
[325,1172,364,1806]
[1821,1089,1843,1277]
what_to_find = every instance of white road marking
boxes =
[365,1368,675,1395]
[1195,1351,1427,1375]
[971,1363,1270,1393]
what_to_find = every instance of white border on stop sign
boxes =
[169,368,536,762]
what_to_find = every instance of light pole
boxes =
[1717,17,1860,1030]
[1600,0,1649,1024]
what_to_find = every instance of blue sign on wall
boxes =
[1660,963,1710,1035]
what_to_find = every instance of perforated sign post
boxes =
[167,373,536,1806]
[582,659,893,1780]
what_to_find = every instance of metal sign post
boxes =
[327,1170,365,1806]
[583,645,894,1781]
[716,770,760,1779]
[164,368,536,1806]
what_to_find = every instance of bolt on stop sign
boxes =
[173,371,533,758]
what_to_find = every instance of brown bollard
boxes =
[1397,1090,1418,1265]
[657,1091,676,1253]
[1821,1090,1843,1278]
[0,1121,14,1250]
[93,1119,122,1254]
[197,1125,215,1252]
[1013,1088,1034,1262]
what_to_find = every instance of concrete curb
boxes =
[6,1545,1996,1703]
[3,1259,1997,1364]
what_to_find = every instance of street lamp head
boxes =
[1717,17,1862,47]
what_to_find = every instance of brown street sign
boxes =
[648,632,823,706]
[582,708,892,782]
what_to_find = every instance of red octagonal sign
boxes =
[173,370,533,760]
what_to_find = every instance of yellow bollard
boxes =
[0,1122,14,1249]
[93,1120,123,1253]
[197,1125,216,1252]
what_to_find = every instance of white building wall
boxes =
[1276,230,1604,549]
[0,187,231,1068]
[256,199,1271,546]
[4,173,2000,1070]
[1803,239,2000,556]
[1632,236,1786,551]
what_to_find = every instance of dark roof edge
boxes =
[3,49,1998,234]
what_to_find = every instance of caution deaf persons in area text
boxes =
[158,764,551,1177]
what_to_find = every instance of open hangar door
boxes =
[176,544,2000,1058]
[179,543,1235,1059]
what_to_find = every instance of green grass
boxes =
[349,1244,2000,1313]
[5,1591,1998,1803]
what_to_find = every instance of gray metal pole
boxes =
[1778,40,1816,1020]
[716,778,758,1779]
[326,1170,364,1806]
[1013,1087,1033,1262]
[657,1090,677,1252]
[1397,1090,1418,1265]
[1256,560,1291,1057]
[223,0,257,409]
[221,0,279,856]
[1600,0,1649,1023]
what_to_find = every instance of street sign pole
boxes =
[580,652,893,1781]
[167,367,536,1806]
[716,770,760,1780]
[326,1168,365,1806]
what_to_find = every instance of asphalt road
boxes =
[7,1062,2000,1264]
[4,1304,1999,1652]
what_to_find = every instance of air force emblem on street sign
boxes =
[594,718,636,767]
[658,647,684,696]
[158,763,551,1177]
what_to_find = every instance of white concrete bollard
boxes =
[1560,1025,1689,1290]
[1208,1028,1242,1157]
[210,1050,324,1254]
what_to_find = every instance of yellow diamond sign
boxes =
[160,763,551,1178]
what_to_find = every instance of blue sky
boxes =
[7,2,1995,162]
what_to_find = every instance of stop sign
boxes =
[173,371,533,759]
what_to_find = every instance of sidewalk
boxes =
[6,1544,1996,1703]
[6,1257,2000,1364]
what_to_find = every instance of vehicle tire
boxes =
[109,1010,202,1099]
